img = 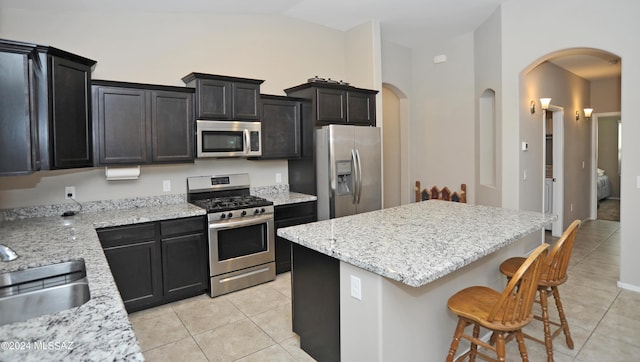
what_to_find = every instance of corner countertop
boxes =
[0,202,206,362]
[260,192,317,206]
[277,200,557,288]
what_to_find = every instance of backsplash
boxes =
[0,185,289,221]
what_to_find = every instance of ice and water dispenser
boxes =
[335,160,353,196]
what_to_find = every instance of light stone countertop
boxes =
[0,188,314,361]
[261,192,317,206]
[277,200,557,288]
[0,202,206,362]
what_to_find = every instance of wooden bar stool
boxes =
[499,220,580,362]
[446,243,550,362]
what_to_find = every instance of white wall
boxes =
[0,8,361,208]
[499,0,640,288]
[474,8,502,207]
[410,34,476,204]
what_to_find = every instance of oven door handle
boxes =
[209,214,273,230]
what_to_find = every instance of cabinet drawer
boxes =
[275,202,316,221]
[160,216,205,237]
[98,223,156,248]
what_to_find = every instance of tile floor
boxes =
[131,219,638,361]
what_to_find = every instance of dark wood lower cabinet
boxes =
[98,216,207,312]
[291,243,340,362]
[161,233,207,301]
[103,240,162,312]
[274,201,317,274]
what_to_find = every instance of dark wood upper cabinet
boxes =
[182,73,263,121]
[284,82,378,127]
[0,41,38,175]
[257,95,305,159]
[92,80,194,165]
[0,39,96,175]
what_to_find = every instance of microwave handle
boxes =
[244,129,250,155]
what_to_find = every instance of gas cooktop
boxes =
[190,194,273,213]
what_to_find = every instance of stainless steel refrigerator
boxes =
[316,124,382,220]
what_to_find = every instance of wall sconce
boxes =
[530,100,536,114]
[584,108,594,119]
[575,110,580,121]
[540,98,552,110]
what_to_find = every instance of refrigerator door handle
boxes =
[351,149,359,205]
[355,149,363,204]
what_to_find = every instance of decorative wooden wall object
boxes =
[415,181,467,203]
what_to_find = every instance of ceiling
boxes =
[0,0,621,80]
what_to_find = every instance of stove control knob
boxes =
[227,212,233,218]
[260,208,266,214]
[241,210,247,216]
[254,209,260,215]
[220,213,226,219]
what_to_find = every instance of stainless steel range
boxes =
[187,173,275,297]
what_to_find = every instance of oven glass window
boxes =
[217,223,267,261]
[202,131,244,152]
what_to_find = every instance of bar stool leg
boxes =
[447,318,467,362]
[515,330,529,362]
[469,324,480,361]
[552,286,574,349]
[538,287,554,361]
[495,332,506,362]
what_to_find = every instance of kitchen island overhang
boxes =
[278,200,557,361]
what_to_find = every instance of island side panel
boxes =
[339,237,528,361]
[291,243,341,361]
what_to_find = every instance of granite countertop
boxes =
[0,187,314,361]
[0,201,206,362]
[277,200,557,288]
[260,191,317,206]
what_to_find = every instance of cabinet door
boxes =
[316,88,346,124]
[94,86,150,164]
[260,98,301,159]
[49,56,93,168]
[347,91,376,126]
[151,90,194,163]
[196,79,231,119]
[232,82,260,120]
[104,240,162,312]
[161,233,207,300]
[0,51,36,175]
[275,202,317,274]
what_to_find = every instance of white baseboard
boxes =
[617,281,640,293]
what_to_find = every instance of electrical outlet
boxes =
[65,186,76,200]
[163,180,171,192]
[275,173,282,183]
[350,275,362,300]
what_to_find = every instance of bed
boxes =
[597,168,612,200]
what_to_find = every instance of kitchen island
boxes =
[277,200,557,361]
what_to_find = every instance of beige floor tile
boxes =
[143,337,208,362]
[270,272,292,299]
[577,332,640,362]
[595,307,640,347]
[173,295,246,334]
[235,344,296,362]
[131,312,190,351]
[226,282,291,317]
[567,268,621,294]
[194,319,275,362]
[250,302,295,343]
[128,304,175,323]
[279,336,317,362]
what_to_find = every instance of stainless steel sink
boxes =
[0,260,91,326]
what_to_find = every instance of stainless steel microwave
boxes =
[196,120,262,158]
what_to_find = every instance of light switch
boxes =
[521,142,528,151]
[350,275,362,300]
